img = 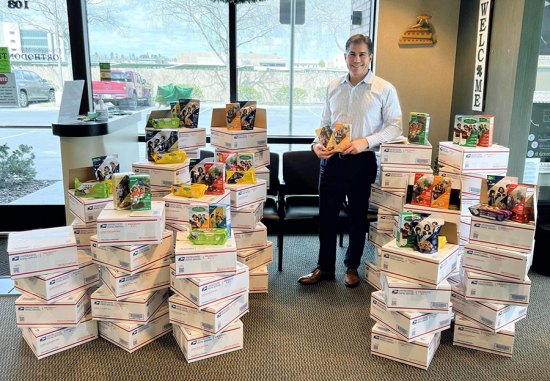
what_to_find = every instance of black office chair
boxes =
[261,152,281,242]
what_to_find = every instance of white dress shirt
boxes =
[319,71,403,150]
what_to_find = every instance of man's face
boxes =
[345,42,372,79]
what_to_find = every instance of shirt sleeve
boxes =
[312,85,332,145]
[366,85,403,148]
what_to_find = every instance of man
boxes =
[298,34,402,288]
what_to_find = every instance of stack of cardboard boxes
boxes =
[441,144,533,358]
[89,201,172,353]
[8,226,100,359]
[211,107,271,293]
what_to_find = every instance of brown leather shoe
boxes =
[298,268,335,285]
[344,268,360,288]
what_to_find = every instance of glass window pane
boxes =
[87,0,229,133]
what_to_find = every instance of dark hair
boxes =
[345,34,373,55]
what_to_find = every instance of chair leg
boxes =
[278,219,284,272]
[339,231,344,247]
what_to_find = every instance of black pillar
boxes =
[229,3,237,102]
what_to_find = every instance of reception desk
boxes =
[52,112,142,223]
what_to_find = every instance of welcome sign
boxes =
[472,0,492,111]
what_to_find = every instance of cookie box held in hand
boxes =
[169,293,248,335]
[371,323,440,370]
[453,315,514,357]
[370,291,452,342]
[98,305,171,353]
[90,230,173,275]
[170,262,249,310]
[15,289,90,328]
[173,319,243,363]
[21,313,98,359]
[14,250,99,303]
[8,226,78,279]
[95,201,165,246]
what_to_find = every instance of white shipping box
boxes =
[91,285,169,324]
[371,323,440,370]
[214,146,270,169]
[237,241,273,271]
[449,277,527,332]
[174,235,237,278]
[15,289,90,328]
[163,191,230,224]
[365,262,382,290]
[453,315,515,357]
[100,260,171,300]
[463,270,531,306]
[211,128,268,150]
[370,291,452,342]
[21,313,98,359]
[132,160,191,187]
[256,166,270,189]
[226,179,267,209]
[380,142,433,167]
[380,274,451,313]
[462,243,530,282]
[250,265,268,293]
[380,239,459,286]
[96,202,165,246]
[90,230,173,275]
[368,223,393,249]
[150,185,172,201]
[438,142,509,172]
[233,222,268,250]
[98,305,171,353]
[176,127,207,150]
[14,251,98,303]
[376,207,397,233]
[380,165,432,192]
[170,262,249,310]
[231,201,263,229]
[71,217,97,249]
[173,319,243,363]
[469,216,535,254]
[67,189,111,223]
[460,217,471,243]
[370,184,405,214]
[8,226,78,279]
[169,293,248,335]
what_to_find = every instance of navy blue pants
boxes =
[317,151,377,273]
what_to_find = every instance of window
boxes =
[236,0,373,137]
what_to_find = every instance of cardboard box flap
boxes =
[68,167,96,189]
[146,109,172,128]
[211,108,266,129]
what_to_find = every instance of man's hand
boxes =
[342,137,369,155]
[312,143,335,159]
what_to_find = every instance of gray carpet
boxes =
[0,234,549,381]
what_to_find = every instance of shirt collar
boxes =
[340,70,374,86]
